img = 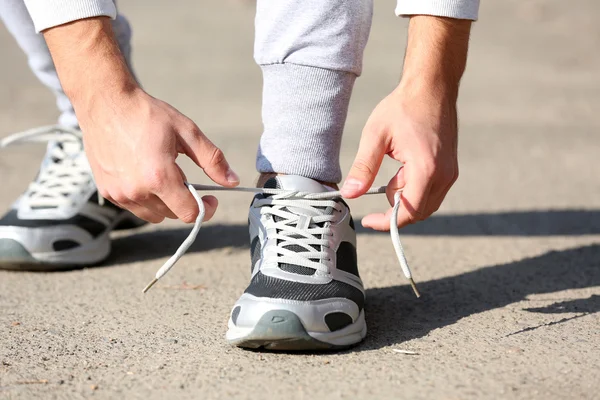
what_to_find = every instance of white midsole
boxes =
[226,309,366,346]
[3,212,137,265]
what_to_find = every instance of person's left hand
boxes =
[340,85,459,231]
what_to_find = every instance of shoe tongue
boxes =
[263,175,330,193]
[263,175,333,218]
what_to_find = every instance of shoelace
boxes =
[253,192,341,275]
[143,183,420,298]
[0,125,95,209]
[1,127,419,297]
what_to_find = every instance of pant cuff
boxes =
[256,63,355,184]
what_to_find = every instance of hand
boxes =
[42,17,239,224]
[341,15,470,231]
[80,88,239,224]
[341,86,458,231]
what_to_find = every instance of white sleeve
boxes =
[23,0,116,32]
[396,0,480,21]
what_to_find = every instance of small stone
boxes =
[11,322,21,326]
[506,346,524,354]
[90,384,98,391]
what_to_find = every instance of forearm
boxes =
[399,16,471,102]
[43,17,138,107]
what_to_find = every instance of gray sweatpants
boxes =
[2,0,373,183]
[0,0,133,129]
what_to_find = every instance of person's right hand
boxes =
[78,87,239,224]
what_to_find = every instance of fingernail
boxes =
[226,168,240,183]
[342,178,363,192]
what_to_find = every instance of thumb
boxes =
[179,125,239,187]
[341,132,386,198]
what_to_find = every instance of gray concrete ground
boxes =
[1,0,599,398]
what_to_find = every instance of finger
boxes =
[361,208,394,231]
[178,125,239,187]
[424,162,459,217]
[152,165,202,223]
[394,162,433,227]
[341,128,387,198]
[140,194,178,220]
[119,179,179,220]
[384,166,406,206]
[110,193,165,224]
[201,195,218,222]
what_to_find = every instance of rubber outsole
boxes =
[228,310,361,351]
[0,238,97,271]
[0,214,146,271]
[0,238,41,269]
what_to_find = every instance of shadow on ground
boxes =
[108,209,600,265]
[107,210,600,352]
[361,244,600,350]
[356,209,600,236]
[107,224,249,265]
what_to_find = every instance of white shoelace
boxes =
[1,127,418,297]
[1,125,94,209]
[142,183,420,298]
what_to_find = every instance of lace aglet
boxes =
[409,278,421,298]
[142,278,158,294]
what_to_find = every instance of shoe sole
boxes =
[226,309,366,351]
[0,213,145,271]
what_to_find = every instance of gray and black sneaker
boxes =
[226,175,365,350]
[0,126,145,270]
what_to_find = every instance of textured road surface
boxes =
[1,1,599,399]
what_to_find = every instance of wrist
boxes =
[43,17,139,107]
[400,15,471,103]
[397,74,458,104]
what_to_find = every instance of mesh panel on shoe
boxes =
[336,242,359,278]
[244,271,364,310]
[250,236,261,273]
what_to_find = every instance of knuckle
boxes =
[421,161,438,179]
[112,192,129,205]
[208,147,225,168]
[452,166,460,183]
[144,167,167,191]
[407,208,427,224]
[440,167,456,184]
[352,158,376,176]
[179,212,197,224]
[139,212,163,224]
[150,215,165,224]
[124,187,146,202]
[188,122,202,136]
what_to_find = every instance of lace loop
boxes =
[143,183,420,298]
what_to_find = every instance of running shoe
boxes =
[226,175,366,350]
[0,126,145,270]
